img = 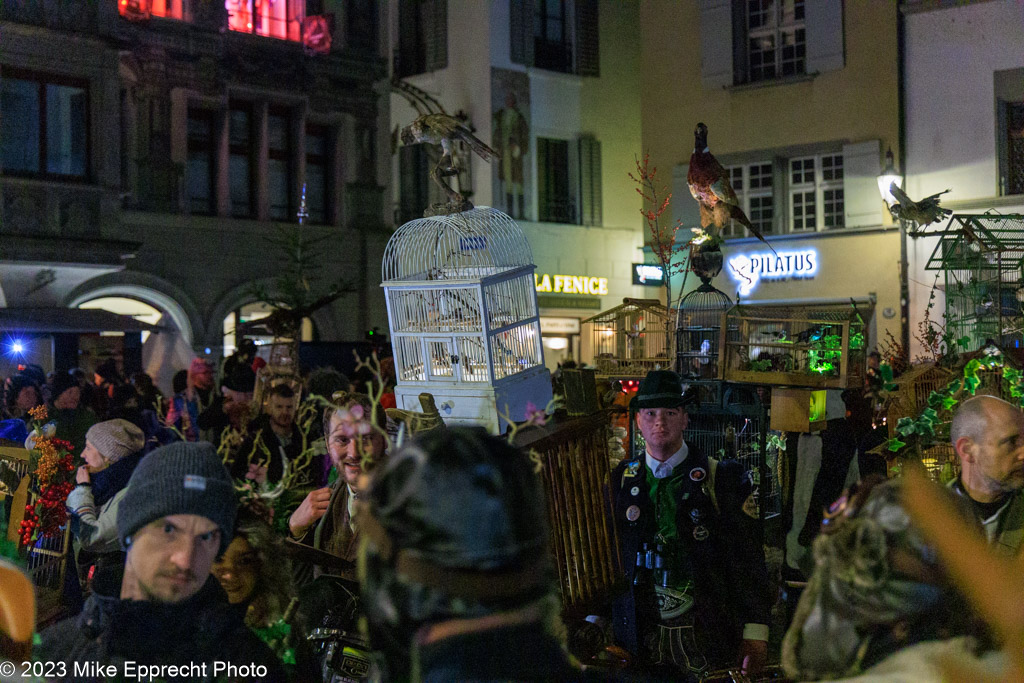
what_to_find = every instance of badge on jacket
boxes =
[626,505,641,522]
[624,461,640,479]
[689,467,706,482]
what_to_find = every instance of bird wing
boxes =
[922,189,951,203]
[452,124,500,160]
[889,182,913,207]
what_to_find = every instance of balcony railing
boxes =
[539,196,578,224]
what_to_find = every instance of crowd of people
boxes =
[0,354,1023,682]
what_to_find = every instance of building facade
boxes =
[904,0,1024,359]
[640,0,901,350]
[1,0,391,387]
[388,0,647,372]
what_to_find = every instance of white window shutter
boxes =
[673,164,703,232]
[805,0,845,75]
[699,0,734,90]
[842,140,882,228]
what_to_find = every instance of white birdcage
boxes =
[381,207,552,433]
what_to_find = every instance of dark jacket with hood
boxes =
[38,565,286,682]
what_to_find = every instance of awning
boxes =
[0,307,167,334]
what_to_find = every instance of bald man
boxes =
[950,395,1024,555]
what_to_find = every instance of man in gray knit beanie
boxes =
[116,441,237,603]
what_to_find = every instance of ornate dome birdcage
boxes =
[675,282,732,380]
[381,207,551,433]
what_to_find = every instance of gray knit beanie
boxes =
[86,419,145,464]
[117,441,236,554]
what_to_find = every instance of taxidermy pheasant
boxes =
[687,122,774,251]
[888,182,951,229]
[400,113,500,211]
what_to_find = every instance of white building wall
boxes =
[905,0,1024,359]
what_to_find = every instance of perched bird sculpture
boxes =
[400,113,500,214]
[687,122,774,250]
[888,182,951,229]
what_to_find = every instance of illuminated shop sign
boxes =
[728,248,818,296]
[534,273,609,296]
[632,263,665,286]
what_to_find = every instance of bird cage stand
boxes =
[381,207,552,433]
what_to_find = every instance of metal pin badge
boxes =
[626,505,641,522]
[689,467,707,482]
[693,525,709,541]
[630,486,640,497]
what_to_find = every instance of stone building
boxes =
[1,0,390,385]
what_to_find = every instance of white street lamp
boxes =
[877,147,903,210]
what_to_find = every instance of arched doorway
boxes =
[222,302,316,357]
[70,288,196,395]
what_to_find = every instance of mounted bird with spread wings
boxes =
[400,113,500,215]
[687,122,774,252]
[888,182,952,230]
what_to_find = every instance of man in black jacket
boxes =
[38,442,285,682]
[231,383,323,488]
[612,371,770,680]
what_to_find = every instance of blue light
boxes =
[204,347,212,355]
[10,341,24,355]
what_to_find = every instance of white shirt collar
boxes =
[645,442,689,479]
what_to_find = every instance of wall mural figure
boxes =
[491,68,531,220]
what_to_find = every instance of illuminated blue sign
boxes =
[728,248,818,296]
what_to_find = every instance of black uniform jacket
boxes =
[610,444,770,665]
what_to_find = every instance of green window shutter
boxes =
[575,0,599,77]
[579,136,602,226]
[510,0,535,66]
[424,0,448,72]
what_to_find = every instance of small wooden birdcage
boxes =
[381,207,551,433]
[884,363,953,439]
[581,298,674,381]
[720,302,868,389]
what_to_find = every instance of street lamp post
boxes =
[877,148,910,358]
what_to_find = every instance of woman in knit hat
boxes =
[66,418,146,576]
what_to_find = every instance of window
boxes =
[746,0,806,83]
[267,110,292,220]
[229,104,254,218]
[789,154,843,232]
[396,0,447,77]
[725,162,774,237]
[510,0,599,76]
[305,125,330,224]
[534,0,570,73]
[226,0,304,41]
[1004,101,1024,196]
[398,143,442,224]
[537,137,575,223]
[0,72,87,179]
[119,0,190,20]
[186,109,216,214]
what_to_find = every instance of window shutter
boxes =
[510,0,534,66]
[805,0,845,75]
[397,1,418,77]
[699,0,734,90]
[537,137,550,221]
[579,136,602,226]
[672,164,702,231]
[842,140,883,228]
[423,0,448,72]
[575,0,599,77]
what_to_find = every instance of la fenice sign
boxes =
[728,248,818,296]
[534,273,609,296]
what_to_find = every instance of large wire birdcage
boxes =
[581,299,674,381]
[675,283,733,381]
[381,207,551,431]
[924,214,1024,350]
